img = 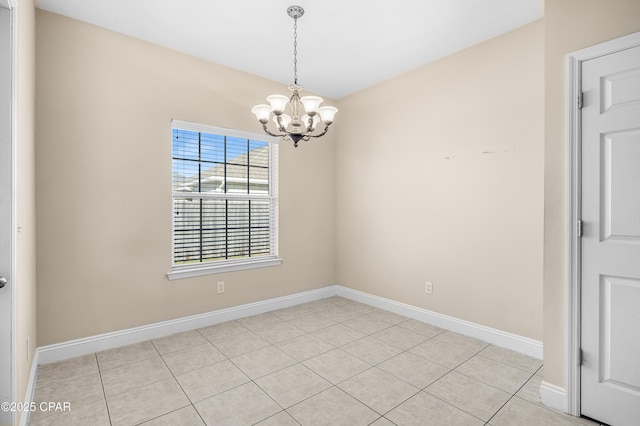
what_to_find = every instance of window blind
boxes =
[171,122,278,268]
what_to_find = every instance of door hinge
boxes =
[578,92,584,109]
[577,220,583,238]
[579,349,583,366]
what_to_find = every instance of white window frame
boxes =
[167,120,280,280]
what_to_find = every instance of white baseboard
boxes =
[19,349,40,426]
[336,286,544,359]
[37,286,338,364]
[540,380,567,412]
[35,284,542,368]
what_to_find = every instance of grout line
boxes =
[95,352,114,426]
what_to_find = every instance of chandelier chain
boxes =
[293,17,298,85]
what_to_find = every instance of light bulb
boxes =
[302,114,320,131]
[300,96,323,113]
[266,95,289,113]
[273,114,292,131]
[318,106,338,123]
[251,104,272,122]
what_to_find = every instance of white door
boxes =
[0,3,13,426]
[581,44,640,426]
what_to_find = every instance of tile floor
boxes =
[28,296,600,426]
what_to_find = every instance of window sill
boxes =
[166,257,282,281]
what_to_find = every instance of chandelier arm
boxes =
[275,115,286,132]
[306,123,332,139]
[261,122,286,138]
[305,115,315,133]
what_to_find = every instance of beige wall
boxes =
[35,11,336,346]
[336,22,545,340]
[543,0,640,388]
[29,0,640,406]
[15,0,37,418]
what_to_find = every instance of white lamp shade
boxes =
[266,95,289,113]
[273,113,292,130]
[302,114,320,130]
[318,106,338,123]
[251,104,272,122]
[300,96,323,113]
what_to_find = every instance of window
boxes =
[167,120,280,279]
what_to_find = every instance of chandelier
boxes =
[251,5,338,147]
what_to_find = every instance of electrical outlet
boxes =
[425,281,433,295]
[217,281,225,294]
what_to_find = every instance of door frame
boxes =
[0,0,16,424]
[565,30,640,417]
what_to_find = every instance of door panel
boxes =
[581,45,640,426]
[602,130,640,241]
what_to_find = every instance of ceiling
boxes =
[36,0,542,99]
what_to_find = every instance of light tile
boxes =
[140,406,205,426]
[28,398,110,426]
[386,391,484,426]
[366,310,408,325]
[287,313,337,333]
[271,305,313,321]
[195,382,281,426]
[409,339,475,369]
[276,333,335,361]
[162,342,226,376]
[343,316,394,335]
[230,345,296,379]
[341,301,378,314]
[36,354,98,384]
[235,312,283,331]
[255,411,300,426]
[151,330,207,355]
[378,351,449,389]
[516,373,543,405]
[303,349,371,384]
[397,318,445,338]
[489,396,576,426]
[372,326,428,350]
[253,321,306,344]
[324,296,351,306]
[107,378,190,426]
[341,336,403,365]
[197,321,248,343]
[101,357,172,397]
[370,417,396,426]
[318,306,364,323]
[426,371,511,421]
[338,367,420,414]
[31,373,104,421]
[288,387,379,426]
[97,341,159,371]
[176,359,249,402]
[433,331,489,353]
[313,324,366,347]
[456,355,532,394]
[479,345,543,373]
[30,301,530,426]
[299,298,338,312]
[211,330,270,358]
[255,363,332,408]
